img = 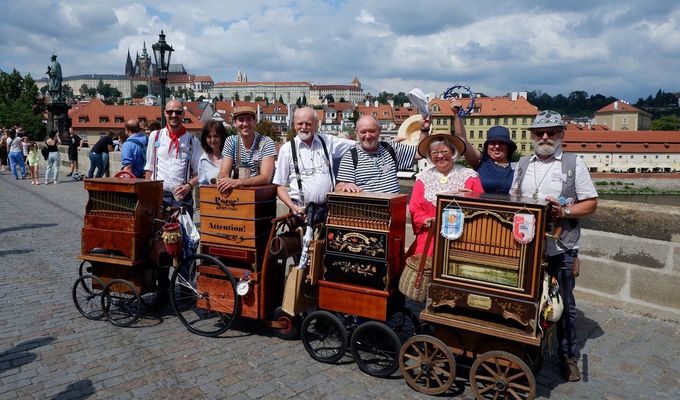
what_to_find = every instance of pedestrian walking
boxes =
[8,129,27,180]
[27,142,41,185]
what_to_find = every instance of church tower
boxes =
[125,49,134,77]
[236,68,248,82]
[137,41,152,78]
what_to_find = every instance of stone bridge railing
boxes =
[66,146,679,318]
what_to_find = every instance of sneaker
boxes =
[561,355,581,382]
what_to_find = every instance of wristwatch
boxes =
[563,207,572,217]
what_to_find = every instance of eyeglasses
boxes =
[430,150,452,157]
[531,130,560,138]
[165,110,184,116]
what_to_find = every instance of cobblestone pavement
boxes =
[1,171,679,400]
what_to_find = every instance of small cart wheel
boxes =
[351,321,401,378]
[78,260,93,277]
[470,350,536,400]
[271,306,300,340]
[101,279,141,327]
[170,254,239,337]
[386,308,420,342]
[399,335,456,396]
[72,274,105,320]
[301,311,347,364]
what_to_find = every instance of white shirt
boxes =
[144,128,202,191]
[273,134,355,205]
[198,153,222,185]
[9,137,22,152]
[510,149,598,255]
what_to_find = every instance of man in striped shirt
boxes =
[335,115,429,193]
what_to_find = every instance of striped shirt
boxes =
[336,142,416,193]
[222,133,276,177]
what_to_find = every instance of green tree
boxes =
[278,95,284,104]
[233,93,239,101]
[376,91,392,104]
[302,94,307,106]
[40,85,48,96]
[284,125,297,142]
[256,120,279,142]
[62,84,74,99]
[339,97,346,103]
[651,115,680,130]
[244,95,252,102]
[324,94,335,103]
[393,92,408,106]
[296,97,302,107]
[254,96,264,102]
[133,84,148,98]
[0,69,45,139]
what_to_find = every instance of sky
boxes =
[1,0,679,103]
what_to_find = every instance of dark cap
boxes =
[483,126,517,156]
[232,106,256,119]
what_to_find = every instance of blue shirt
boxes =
[121,133,148,178]
[476,154,514,194]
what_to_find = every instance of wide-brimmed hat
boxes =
[418,132,466,159]
[530,110,565,129]
[483,126,517,156]
[232,106,256,119]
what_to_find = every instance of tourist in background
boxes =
[44,130,61,184]
[120,120,147,178]
[0,129,8,171]
[88,131,114,178]
[198,120,228,185]
[450,99,516,194]
[8,129,27,180]
[66,127,83,177]
[27,142,41,185]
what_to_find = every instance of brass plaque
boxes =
[467,294,492,310]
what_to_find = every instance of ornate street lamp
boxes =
[152,30,174,126]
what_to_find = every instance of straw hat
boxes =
[417,132,466,159]
[396,114,423,145]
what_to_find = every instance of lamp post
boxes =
[152,30,174,126]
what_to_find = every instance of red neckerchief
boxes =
[167,124,187,157]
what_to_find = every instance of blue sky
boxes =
[1,0,679,102]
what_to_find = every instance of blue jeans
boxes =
[547,249,578,358]
[9,151,26,179]
[87,152,108,178]
[162,190,195,219]
[45,152,60,183]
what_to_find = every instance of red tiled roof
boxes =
[430,96,538,117]
[356,103,393,120]
[261,104,288,114]
[325,102,355,112]
[596,100,648,114]
[562,130,680,153]
[68,98,203,131]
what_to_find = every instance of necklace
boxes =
[532,160,556,200]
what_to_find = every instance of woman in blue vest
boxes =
[450,100,516,194]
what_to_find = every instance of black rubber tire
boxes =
[301,310,347,364]
[170,253,239,337]
[271,306,301,340]
[350,321,401,378]
[72,274,105,320]
[101,279,141,327]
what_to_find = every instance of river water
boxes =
[598,193,680,207]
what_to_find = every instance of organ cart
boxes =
[301,192,420,378]
[168,184,307,337]
[72,177,163,327]
[399,192,553,399]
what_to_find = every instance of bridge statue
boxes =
[46,54,63,103]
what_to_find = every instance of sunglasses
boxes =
[531,130,560,138]
[165,109,184,116]
[430,150,452,157]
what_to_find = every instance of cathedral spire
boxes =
[125,49,134,77]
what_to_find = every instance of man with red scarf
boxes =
[144,100,201,217]
[144,100,201,308]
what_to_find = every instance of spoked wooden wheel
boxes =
[101,279,141,327]
[470,350,536,400]
[399,335,456,395]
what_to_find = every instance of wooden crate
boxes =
[199,185,276,219]
[81,228,152,260]
[196,265,261,319]
[200,217,272,248]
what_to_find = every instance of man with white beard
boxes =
[510,110,598,383]
[273,107,355,225]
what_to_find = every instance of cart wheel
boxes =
[271,306,300,340]
[72,274,105,320]
[78,260,93,277]
[470,350,536,400]
[101,279,141,327]
[351,321,401,378]
[386,308,421,342]
[399,335,456,395]
[170,254,239,337]
[301,311,347,364]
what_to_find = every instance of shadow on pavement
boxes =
[52,379,95,400]
[0,249,34,257]
[0,223,58,234]
[0,337,56,373]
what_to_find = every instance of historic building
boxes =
[594,100,652,131]
[309,77,364,105]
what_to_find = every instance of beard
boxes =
[534,138,562,158]
[297,130,313,142]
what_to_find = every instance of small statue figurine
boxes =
[46,54,63,102]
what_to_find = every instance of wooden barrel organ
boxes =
[318,192,407,320]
